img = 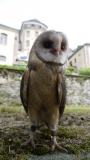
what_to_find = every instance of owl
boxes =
[20,30,69,152]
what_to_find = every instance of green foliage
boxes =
[67,66,75,72]
[66,66,78,75]
[65,106,90,114]
[2,69,8,75]
[0,121,90,159]
[66,67,90,76]
[66,70,71,74]
[75,45,82,51]
[57,127,78,139]
[0,105,90,114]
[57,127,90,154]
[0,64,26,70]
[0,106,24,113]
[79,68,90,76]
[0,64,90,77]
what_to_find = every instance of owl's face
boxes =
[35,30,69,65]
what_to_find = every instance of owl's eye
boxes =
[43,41,52,49]
[61,44,65,50]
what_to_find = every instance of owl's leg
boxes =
[21,125,36,149]
[51,129,68,153]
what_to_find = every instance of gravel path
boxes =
[30,153,90,160]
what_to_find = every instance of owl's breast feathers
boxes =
[20,65,66,117]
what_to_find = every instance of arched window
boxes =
[0,33,7,45]
[0,56,6,61]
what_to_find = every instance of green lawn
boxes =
[0,105,90,114]
[0,64,26,69]
[65,106,90,114]
[0,106,24,113]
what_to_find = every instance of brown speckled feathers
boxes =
[20,68,30,114]
[57,73,66,117]
[20,67,66,117]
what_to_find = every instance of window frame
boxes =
[0,33,7,45]
[35,31,38,38]
[70,61,73,66]
[26,31,30,37]
[0,55,6,61]
[26,40,30,47]
[74,58,76,63]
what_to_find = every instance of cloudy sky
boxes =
[0,0,90,49]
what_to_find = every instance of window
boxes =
[26,40,30,47]
[26,31,30,37]
[74,58,76,63]
[70,61,73,66]
[0,56,6,61]
[35,25,38,28]
[35,31,38,38]
[31,24,34,27]
[0,33,7,45]
[0,35,1,44]
[27,24,31,27]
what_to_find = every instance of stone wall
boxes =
[66,76,90,106]
[0,70,90,106]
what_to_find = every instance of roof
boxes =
[0,24,19,32]
[69,43,90,59]
[21,19,48,28]
[0,19,48,34]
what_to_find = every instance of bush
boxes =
[66,66,78,74]
[0,64,26,70]
[79,68,90,76]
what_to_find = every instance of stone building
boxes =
[0,19,47,65]
[68,43,90,70]
[0,24,19,65]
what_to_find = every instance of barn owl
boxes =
[20,30,69,152]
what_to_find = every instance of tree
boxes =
[75,45,82,51]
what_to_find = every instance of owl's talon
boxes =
[21,131,36,149]
[31,139,35,149]
[51,143,67,153]
[55,144,68,153]
[51,136,68,153]
[20,138,35,149]
[51,144,55,151]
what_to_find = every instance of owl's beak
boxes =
[51,49,60,57]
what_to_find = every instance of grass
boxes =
[0,105,90,114]
[65,106,90,114]
[0,105,90,159]
[0,106,24,113]
[0,64,26,70]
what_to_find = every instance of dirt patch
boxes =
[0,112,90,160]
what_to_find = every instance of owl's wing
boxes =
[57,73,67,117]
[20,67,30,114]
